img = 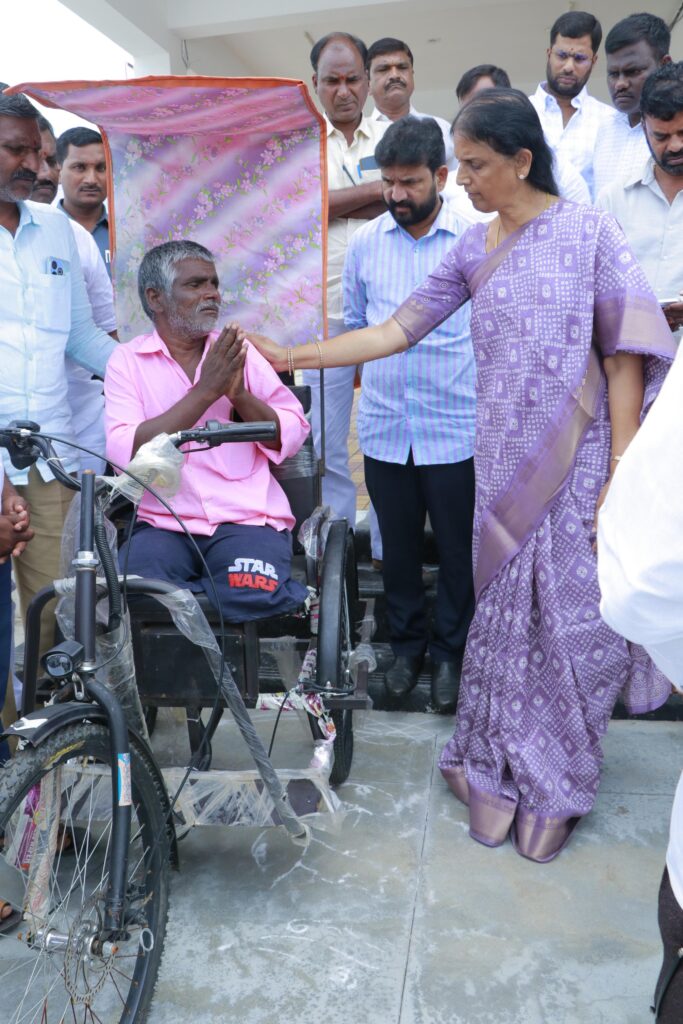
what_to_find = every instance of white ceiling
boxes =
[62,0,683,122]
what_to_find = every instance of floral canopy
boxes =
[11,76,327,344]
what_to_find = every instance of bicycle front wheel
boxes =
[0,722,171,1023]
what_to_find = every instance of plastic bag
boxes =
[106,433,184,505]
[297,505,343,562]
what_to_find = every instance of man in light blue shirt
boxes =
[0,88,116,656]
[343,116,476,711]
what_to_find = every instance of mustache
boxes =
[385,78,406,89]
[12,170,36,183]
[388,198,416,214]
[33,178,56,189]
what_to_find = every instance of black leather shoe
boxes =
[430,660,460,713]
[384,655,423,700]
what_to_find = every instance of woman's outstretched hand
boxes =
[245,332,288,372]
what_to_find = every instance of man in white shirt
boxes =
[595,61,683,335]
[529,9,612,197]
[592,13,671,197]
[598,343,683,1024]
[367,37,455,170]
[447,64,590,214]
[307,33,387,541]
[0,88,115,655]
[32,116,117,474]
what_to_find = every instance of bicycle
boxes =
[0,417,320,1023]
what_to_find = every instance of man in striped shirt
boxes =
[343,116,476,711]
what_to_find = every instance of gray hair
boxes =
[0,86,40,120]
[137,240,215,320]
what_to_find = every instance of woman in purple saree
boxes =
[253,89,676,861]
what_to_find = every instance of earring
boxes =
[518,173,526,180]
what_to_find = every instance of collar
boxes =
[627,157,681,206]
[58,197,108,227]
[136,327,219,357]
[537,81,589,112]
[624,155,656,190]
[370,104,417,123]
[16,200,38,228]
[325,113,373,140]
[379,196,463,239]
[613,110,644,134]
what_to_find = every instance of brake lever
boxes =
[0,420,47,470]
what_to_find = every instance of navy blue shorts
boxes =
[120,522,308,623]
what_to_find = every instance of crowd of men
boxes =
[0,8,682,738]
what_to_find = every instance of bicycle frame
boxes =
[74,470,133,933]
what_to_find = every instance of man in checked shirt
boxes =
[342,117,476,712]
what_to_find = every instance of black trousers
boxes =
[364,452,475,662]
[654,867,683,1022]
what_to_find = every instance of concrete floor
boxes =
[146,709,678,1024]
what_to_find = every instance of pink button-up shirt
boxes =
[105,329,309,535]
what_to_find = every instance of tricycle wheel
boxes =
[316,520,358,694]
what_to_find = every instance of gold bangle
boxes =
[610,455,623,463]
[287,346,294,376]
[314,340,324,369]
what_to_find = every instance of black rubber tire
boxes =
[0,723,170,1024]
[316,520,358,693]
[316,521,358,786]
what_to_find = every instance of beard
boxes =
[167,305,219,338]
[652,150,683,176]
[546,60,587,99]
[645,129,683,176]
[0,170,36,202]
[388,182,440,227]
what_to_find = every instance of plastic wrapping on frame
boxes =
[271,445,318,480]
[106,433,185,505]
[297,505,341,562]
[53,758,343,835]
[52,575,345,833]
[147,596,344,832]
[57,498,150,741]
[4,776,62,925]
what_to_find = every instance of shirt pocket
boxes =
[33,272,71,333]
[213,443,258,481]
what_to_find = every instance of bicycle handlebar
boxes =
[170,419,278,447]
[0,420,81,490]
[0,418,278,479]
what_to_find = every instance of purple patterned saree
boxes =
[394,201,676,862]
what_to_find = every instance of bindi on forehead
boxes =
[553,34,594,57]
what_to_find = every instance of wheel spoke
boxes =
[0,724,169,1023]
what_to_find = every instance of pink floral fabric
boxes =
[16,77,325,344]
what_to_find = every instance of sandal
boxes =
[0,898,21,934]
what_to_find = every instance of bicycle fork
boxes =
[75,471,132,934]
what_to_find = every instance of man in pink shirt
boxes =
[105,240,310,621]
